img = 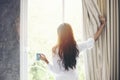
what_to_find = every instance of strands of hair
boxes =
[57,23,79,70]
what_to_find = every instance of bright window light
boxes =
[28,0,84,80]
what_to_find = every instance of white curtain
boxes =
[82,0,119,80]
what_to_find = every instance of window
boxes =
[28,0,84,80]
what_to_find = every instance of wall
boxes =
[0,0,20,80]
[118,0,120,80]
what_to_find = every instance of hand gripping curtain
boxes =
[82,0,119,80]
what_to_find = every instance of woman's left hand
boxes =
[40,54,49,64]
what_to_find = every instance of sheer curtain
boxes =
[82,0,119,80]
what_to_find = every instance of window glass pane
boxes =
[28,0,84,80]
[64,0,83,41]
[28,0,62,80]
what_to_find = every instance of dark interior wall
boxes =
[0,0,20,80]
[118,0,120,80]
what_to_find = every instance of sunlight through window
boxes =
[28,0,84,80]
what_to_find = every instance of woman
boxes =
[40,16,106,80]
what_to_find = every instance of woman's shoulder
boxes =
[52,45,58,54]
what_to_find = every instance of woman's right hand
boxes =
[99,15,106,25]
[94,15,106,41]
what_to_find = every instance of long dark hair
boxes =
[57,23,79,70]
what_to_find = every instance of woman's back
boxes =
[48,48,79,80]
[48,38,95,80]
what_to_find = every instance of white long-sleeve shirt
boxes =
[48,38,95,80]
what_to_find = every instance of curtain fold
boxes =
[82,0,119,80]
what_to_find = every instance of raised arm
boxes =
[94,16,106,41]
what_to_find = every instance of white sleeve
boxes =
[47,56,61,74]
[47,63,55,72]
[78,38,95,52]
